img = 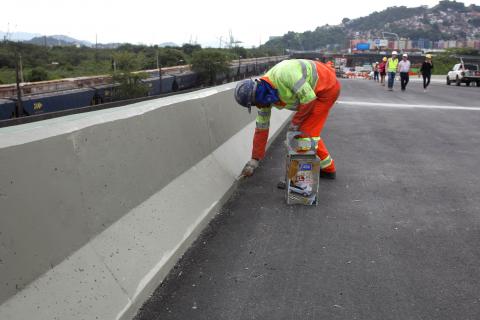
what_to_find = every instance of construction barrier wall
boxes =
[0,83,290,320]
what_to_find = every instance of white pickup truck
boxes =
[446,62,480,86]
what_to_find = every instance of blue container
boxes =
[237,64,247,75]
[142,75,176,95]
[356,43,370,51]
[258,62,269,73]
[92,83,121,104]
[18,88,95,116]
[0,99,16,120]
[173,72,198,91]
[418,39,425,49]
[215,71,228,84]
[160,75,175,93]
[246,62,258,75]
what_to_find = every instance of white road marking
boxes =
[337,101,480,111]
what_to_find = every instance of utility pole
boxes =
[237,55,242,80]
[382,32,400,52]
[14,50,23,117]
[19,53,24,83]
[95,33,98,63]
[157,51,162,94]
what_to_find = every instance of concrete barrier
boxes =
[0,83,290,319]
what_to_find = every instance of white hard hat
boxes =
[392,51,398,55]
[403,53,408,57]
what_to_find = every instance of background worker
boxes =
[373,62,379,82]
[420,54,434,92]
[398,53,411,91]
[386,51,399,91]
[379,57,387,86]
[234,59,340,179]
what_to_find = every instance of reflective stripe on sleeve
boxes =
[308,60,318,89]
[257,109,271,117]
[293,60,308,93]
[256,121,270,129]
[256,108,271,129]
[256,115,270,123]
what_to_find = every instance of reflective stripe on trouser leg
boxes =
[320,155,333,169]
[296,136,335,170]
[298,82,340,172]
[316,139,336,172]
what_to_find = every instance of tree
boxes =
[112,51,148,99]
[231,46,247,59]
[182,43,201,55]
[28,67,49,82]
[469,18,480,28]
[191,49,231,86]
[113,51,141,72]
[157,48,187,67]
[342,18,350,24]
[112,72,149,99]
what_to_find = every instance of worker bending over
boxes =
[234,59,340,179]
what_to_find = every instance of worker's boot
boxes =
[320,170,336,180]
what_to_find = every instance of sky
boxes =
[2,0,479,47]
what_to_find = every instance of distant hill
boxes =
[96,43,123,49]
[263,0,480,51]
[0,31,41,41]
[48,35,92,46]
[159,42,179,47]
[26,35,92,47]
[17,34,178,49]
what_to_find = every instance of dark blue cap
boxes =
[234,79,256,113]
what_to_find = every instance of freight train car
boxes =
[13,88,95,116]
[172,72,198,91]
[92,83,121,104]
[142,75,176,96]
[236,64,248,78]
[2,56,290,123]
[0,99,16,120]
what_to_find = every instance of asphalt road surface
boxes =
[135,79,480,320]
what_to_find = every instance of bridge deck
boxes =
[135,79,480,320]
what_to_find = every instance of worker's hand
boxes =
[241,159,259,177]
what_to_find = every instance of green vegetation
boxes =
[432,54,457,74]
[262,6,433,51]
[434,0,466,12]
[111,51,149,99]
[28,67,49,82]
[431,48,480,74]
[0,41,283,85]
[261,1,480,51]
[191,49,232,85]
[388,24,447,41]
[263,27,346,52]
[469,18,480,28]
[347,6,427,31]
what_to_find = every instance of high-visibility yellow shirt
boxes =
[387,58,399,72]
